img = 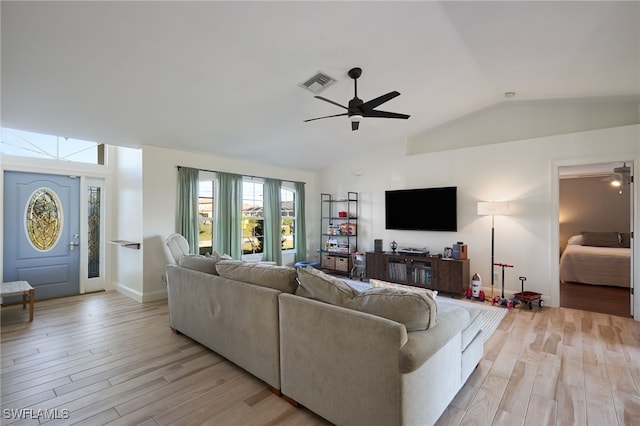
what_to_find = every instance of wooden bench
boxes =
[1,281,35,321]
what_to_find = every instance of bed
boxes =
[559,232,631,288]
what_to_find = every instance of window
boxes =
[87,186,101,278]
[198,180,214,255]
[281,187,295,251]
[26,188,63,251]
[242,180,264,255]
[1,127,106,165]
[198,176,297,258]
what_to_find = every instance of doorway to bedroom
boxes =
[558,161,634,317]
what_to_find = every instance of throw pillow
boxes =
[581,231,621,248]
[369,278,438,299]
[215,260,298,293]
[345,287,437,331]
[566,234,583,245]
[178,254,220,275]
[620,233,631,248]
[295,266,358,306]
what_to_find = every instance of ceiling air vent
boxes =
[299,71,336,94]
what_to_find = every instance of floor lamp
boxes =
[477,201,510,296]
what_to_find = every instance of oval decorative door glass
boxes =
[26,188,63,251]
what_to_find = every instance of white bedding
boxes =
[560,244,630,288]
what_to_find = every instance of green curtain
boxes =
[214,172,243,259]
[176,167,199,254]
[294,181,307,262]
[263,178,283,265]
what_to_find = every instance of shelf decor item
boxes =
[477,201,510,296]
[390,240,398,253]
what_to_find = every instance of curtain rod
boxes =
[177,166,305,185]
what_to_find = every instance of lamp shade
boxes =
[477,201,510,216]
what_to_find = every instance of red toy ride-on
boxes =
[513,276,544,309]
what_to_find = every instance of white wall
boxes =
[320,124,639,314]
[112,146,144,300]
[139,145,320,301]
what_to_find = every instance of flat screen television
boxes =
[385,186,457,231]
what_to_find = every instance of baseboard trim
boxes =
[115,282,143,302]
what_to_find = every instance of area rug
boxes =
[342,278,507,342]
[454,299,508,342]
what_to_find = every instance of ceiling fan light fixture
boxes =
[611,179,622,187]
[304,67,409,130]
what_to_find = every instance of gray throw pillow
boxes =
[215,260,298,293]
[346,287,438,331]
[178,254,220,275]
[369,278,438,299]
[295,266,358,306]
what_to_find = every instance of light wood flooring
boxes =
[2,291,639,425]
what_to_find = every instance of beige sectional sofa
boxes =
[166,257,483,426]
[166,257,298,390]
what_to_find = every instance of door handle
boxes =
[70,234,79,251]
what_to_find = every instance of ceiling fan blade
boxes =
[352,120,360,131]
[360,91,400,112]
[304,112,348,122]
[363,109,410,119]
[314,96,349,110]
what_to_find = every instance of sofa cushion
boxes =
[295,266,358,306]
[399,303,469,373]
[216,260,297,293]
[346,287,437,332]
[436,298,482,350]
[178,254,220,275]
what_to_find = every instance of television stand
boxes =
[365,251,469,294]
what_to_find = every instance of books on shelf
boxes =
[388,261,407,282]
[387,261,432,284]
[412,267,432,284]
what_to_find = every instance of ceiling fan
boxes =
[304,67,410,131]
[602,163,632,188]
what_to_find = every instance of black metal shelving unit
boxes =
[319,192,358,275]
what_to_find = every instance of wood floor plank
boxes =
[612,389,640,426]
[109,362,239,424]
[555,382,587,425]
[497,359,537,416]
[3,291,639,426]
[530,352,560,399]
[584,373,619,426]
[458,373,510,425]
[523,393,556,426]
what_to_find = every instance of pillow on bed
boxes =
[620,233,631,248]
[581,231,621,248]
[567,235,583,245]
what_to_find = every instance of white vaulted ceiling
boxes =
[2,1,639,170]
